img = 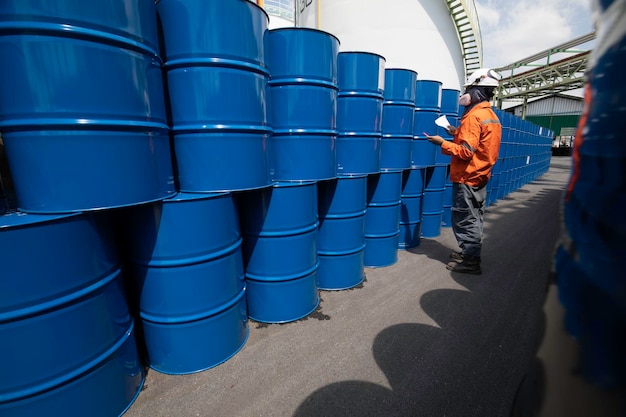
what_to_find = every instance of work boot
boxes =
[449,251,464,262]
[449,252,481,263]
[446,256,481,275]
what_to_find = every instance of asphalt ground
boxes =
[125,157,615,417]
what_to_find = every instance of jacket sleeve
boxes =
[441,114,481,160]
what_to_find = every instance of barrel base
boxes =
[141,291,249,375]
[398,222,422,249]
[269,134,336,182]
[0,331,144,417]
[421,212,443,238]
[336,136,381,175]
[317,249,365,291]
[175,132,271,193]
[3,130,175,213]
[380,137,412,171]
[245,270,320,323]
[364,233,399,268]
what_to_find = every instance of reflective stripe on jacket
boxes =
[441,102,502,187]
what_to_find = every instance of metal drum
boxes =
[364,171,402,267]
[157,0,271,192]
[414,80,442,112]
[441,168,454,227]
[119,192,248,375]
[398,168,426,249]
[317,175,367,290]
[440,89,460,116]
[0,1,175,213]
[268,28,339,181]
[421,165,447,238]
[0,212,143,417]
[435,115,457,166]
[336,52,385,175]
[239,181,320,323]
[412,110,439,168]
[380,69,417,171]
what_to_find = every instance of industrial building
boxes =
[506,94,584,155]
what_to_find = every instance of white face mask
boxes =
[458,93,471,106]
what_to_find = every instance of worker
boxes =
[425,68,502,275]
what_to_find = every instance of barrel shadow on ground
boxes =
[293,174,561,417]
[293,285,547,417]
[406,237,456,265]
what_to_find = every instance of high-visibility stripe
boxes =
[462,142,476,153]
[481,119,500,125]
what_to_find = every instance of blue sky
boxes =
[475,0,596,69]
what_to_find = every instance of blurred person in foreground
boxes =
[425,68,502,275]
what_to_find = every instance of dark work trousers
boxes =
[451,182,487,259]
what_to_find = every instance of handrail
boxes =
[445,0,484,77]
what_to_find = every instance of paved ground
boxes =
[124,157,618,417]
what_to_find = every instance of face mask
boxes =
[458,93,471,106]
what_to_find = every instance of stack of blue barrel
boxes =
[0,0,174,414]
[364,69,416,266]
[0,1,563,411]
[317,52,385,290]
[237,27,340,322]
[439,89,460,227]
[490,110,553,203]
[114,0,276,375]
[414,80,447,238]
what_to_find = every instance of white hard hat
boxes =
[464,68,502,87]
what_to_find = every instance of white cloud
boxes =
[476,0,594,68]
[474,1,500,28]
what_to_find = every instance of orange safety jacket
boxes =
[441,101,502,187]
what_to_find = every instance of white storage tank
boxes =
[296,0,468,90]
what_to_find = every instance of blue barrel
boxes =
[414,80,442,111]
[435,115,457,166]
[364,171,402,267]
[0,212,143,417]
[239,181,320,323]
[156,0,271,192]
[412,110,439,168]
[441,169,453,227]
[119,192,248,375]
[421,165,447,238]
[0,1,175,213]
[440,89,460,116]
[380,69,417,171]
[399,168,426,249]
[336,52,385,175]
[268,28,339,181]
[317,175,367,290]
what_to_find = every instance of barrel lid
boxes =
[0,211,81,230]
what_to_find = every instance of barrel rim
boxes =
[164,191,231,202]
[338,50,386,61]
[415,79,443,84]
[385,68,418,76]
[0,21,160,59]
[268,26,340,44]
[0,211,81,230]
[155,0,271,23]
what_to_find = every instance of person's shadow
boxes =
[293,243,548,417]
